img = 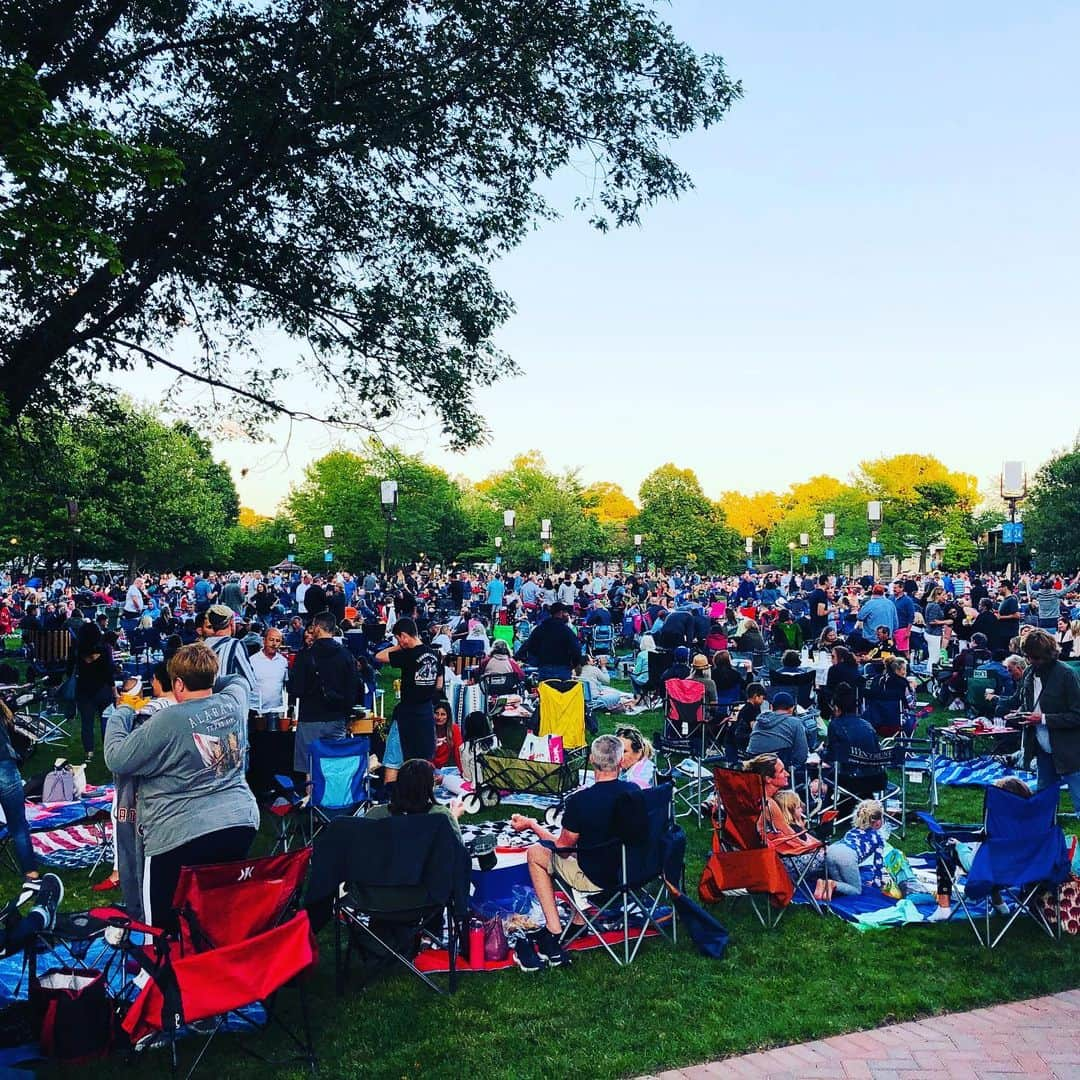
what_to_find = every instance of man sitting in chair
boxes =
[509,734,642,971]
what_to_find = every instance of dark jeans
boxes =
[0,759,34,875]
[144,825,257,932]
[77,684,115,754]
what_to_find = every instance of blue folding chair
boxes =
[919,783,1069,948]
[272,737,372,850]
[589,624,614,655]
[557,783,681,965]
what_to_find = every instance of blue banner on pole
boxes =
[541,551,551,563]
[867,541,882,557]
[494,555,502,565]
[287,554,295,563]
[800,555,809,565]
[825,548,835,561]
[1002,521,1024,544]
[324,549,333,563]
[634,554,642,564]
[746,559,753,569]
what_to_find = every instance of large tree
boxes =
[1,2,739,442]
[1026,439,1080,573]
[633,464,738,570]
[2,399,239,575]
[285,442,469,570]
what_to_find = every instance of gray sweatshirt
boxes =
[104,676,259,857]
[745,708,809,769]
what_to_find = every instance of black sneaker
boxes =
[512,937,545,972]
[531,927,569,968]
[31,874,64,932]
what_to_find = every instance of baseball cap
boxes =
[674,646,690,662]
[772,692,796,710]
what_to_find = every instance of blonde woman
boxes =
[616,725,655,788]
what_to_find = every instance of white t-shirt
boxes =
[124,583,144,614]
[295,583,309,613]
[250,650,289,714]
[1033,674,1052,755]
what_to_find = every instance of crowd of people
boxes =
[1,558,1078,967]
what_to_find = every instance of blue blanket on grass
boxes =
[792,854,993,930]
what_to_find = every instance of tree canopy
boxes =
[1,1,739,443]
[2,399,239,575]
[1026,439,1080,572]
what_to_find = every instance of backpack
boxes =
[42,763,75,804]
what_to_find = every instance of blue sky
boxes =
[122,2,1080,514]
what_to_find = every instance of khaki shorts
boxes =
[549,849,601,893]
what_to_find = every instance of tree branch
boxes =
[99,335,366,429]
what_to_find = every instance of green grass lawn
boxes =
[21,670,1080,1079]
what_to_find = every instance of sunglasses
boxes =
[870,813,884,822]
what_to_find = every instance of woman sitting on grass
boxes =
[746,754,864,902]
[366,758,465,837]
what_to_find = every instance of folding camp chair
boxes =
[272,736,372,851]
[919,784,1070,948]
[98,849,317,1076]
[557,784,681,965]
[698,767,818,926]
[320,815,470,995]
[537,679,587,750]
[769,669,816,709]
[653,678,718,824]
[820,743,904,836]
[589,624,614,656]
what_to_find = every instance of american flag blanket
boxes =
[31,822,113,869]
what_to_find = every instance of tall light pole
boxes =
[322,523,334,572]
[1001,461,1027,581]
[494,535,502,568]
[744,536,753,569]
[634,533,643,573]
[540,518,552,572]
[787,540,796,573]
[823,513,836,570]
[799,532,809,572]
[867,500,883,581]
[380,480,398,573]
[287,532,297,566]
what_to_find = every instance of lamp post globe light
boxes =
[380,480,399,573]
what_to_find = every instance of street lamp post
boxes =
[494,535,502,567]
[867,500,883,581]
[322,523,334,572]
[799,532,809,572]
[540,518,552,571]
[1001,461,1027,580]
[634,533,643,572]
[787,541,796,573]
[823,512,836,569]
[380,480,399,574]
[744,536,753,568]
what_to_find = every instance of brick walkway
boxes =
[642,989,1080,1079]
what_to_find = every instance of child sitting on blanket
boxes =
[841,799,886,890]
[927,776,1031,922]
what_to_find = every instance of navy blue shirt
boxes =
[562,778,641,884]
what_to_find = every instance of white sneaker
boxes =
[927,905,953,922]
[993,902,1010,917]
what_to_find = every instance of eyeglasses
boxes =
[870,813,884,822]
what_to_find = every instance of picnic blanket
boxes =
[792,854,994,930]
[933,757,1036,789]
[31,823,113,870]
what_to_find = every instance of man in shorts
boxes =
[508,734,643,969]
[376,618,442,785]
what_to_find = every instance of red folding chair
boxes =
[698,767,798,928]
[95,849,317,1077]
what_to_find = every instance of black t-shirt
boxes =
[562,778,641,884]
[395,644,442,704]
[807,589,829,633]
